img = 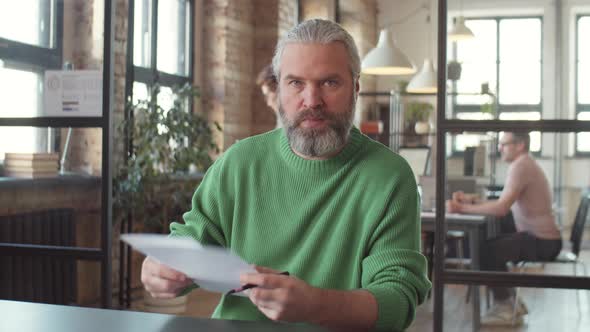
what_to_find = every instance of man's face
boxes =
[277,42,358,158]
[498,133,523,162]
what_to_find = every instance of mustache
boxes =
[293,108,334,127]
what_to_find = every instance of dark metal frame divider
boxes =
[0,0,114,308]
[434,1,590,331]
[120,0,195,308]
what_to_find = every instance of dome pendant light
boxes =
[361,29,416,75]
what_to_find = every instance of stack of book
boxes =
[3,153,59,178]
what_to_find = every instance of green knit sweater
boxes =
[170,127,431,331]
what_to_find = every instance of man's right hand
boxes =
[452,191,466,203]
[141,256,193,299]
[446,199,462,213]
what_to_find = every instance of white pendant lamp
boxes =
[448,16,475,41]
[361,29,416,75]
[407,59,437,93]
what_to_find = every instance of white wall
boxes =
[375,0,439,92]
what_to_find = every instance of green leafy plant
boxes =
[405,101,434,124]
[113,84,221,232]
[480,102,493,114]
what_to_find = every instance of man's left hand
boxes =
[446,199,463,213]
[240,266,321,322]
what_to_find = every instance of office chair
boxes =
[512,191,590,320]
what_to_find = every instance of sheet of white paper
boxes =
[121,234,255,295]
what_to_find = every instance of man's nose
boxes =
[302,85,324,109]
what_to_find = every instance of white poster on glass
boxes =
[43,70,102,117]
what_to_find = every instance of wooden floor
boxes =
[408,284,590,332]
[133,249,590,331]
[408,249,590,332]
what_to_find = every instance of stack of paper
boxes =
[121,234,255,295]
[3,153,59,178]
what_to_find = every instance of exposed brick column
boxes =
[251,0,280,135]
[202,0,255,150]
[249,0,298,135]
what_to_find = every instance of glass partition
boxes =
[435,132,590,277]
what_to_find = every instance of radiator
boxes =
[0,209,77,304]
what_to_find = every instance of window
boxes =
[130,0,192,98]
[450,17,542,153]
[0,0,62,158]
[576,15,590,154]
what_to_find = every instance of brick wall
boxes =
[0,178,102,305]
[202,0,256,149]
[201,0,301,148]
[251,0,280,135]
[59,0,127,175]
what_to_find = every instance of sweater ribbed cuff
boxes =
[365,286,410,332]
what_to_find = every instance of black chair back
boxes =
[570,191,590,256]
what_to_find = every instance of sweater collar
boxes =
[278,126,364,173]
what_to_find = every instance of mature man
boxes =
[141,19,431,331]
[448,132,562,326]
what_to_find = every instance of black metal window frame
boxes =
[0,0,63,145]
[120,0,195,308]
[0,1,63,72]
[450,16,544,156]
[575,14,590,156]
[0,0,115,308]
[129,0,194,95]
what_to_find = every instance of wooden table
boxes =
[421,212,498,332]
[0,300,328,332]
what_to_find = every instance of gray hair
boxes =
[271,19,361,82]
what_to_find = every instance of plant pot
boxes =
[142,290,188,314]
[414,121,431,135]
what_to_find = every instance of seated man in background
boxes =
[256,64,281,128]
[448,132,562,326]
[141,19,431,331]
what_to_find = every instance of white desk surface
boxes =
[420,211,487,222]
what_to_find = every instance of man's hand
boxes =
[141,256,193,299]
[446,198,463,213]
[452,191,466,203]
[240,266,320,322]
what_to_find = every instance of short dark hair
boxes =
[510,132,531,151]
[256,64,277,92]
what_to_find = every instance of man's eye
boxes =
[324,80,339,87]
[289,80,303,88]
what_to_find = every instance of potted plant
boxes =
[113,83,221,313]
[405,101,434,135]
